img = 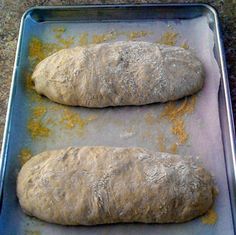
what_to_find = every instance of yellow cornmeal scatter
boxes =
[29,30,152,66]
[27,104,50,138]
[53,27,66,39]
[27,119,50,138]
[161,96,196,121]
[29,37,63,65]
[111,119,123,126]
[172,119,188,144]
[29,33,76,66]
[52,27,75,48]
[160,96,196,145]
[29,93,43,103]
[45,117,56,125]
[23,70,44,104]
[127,31,151,40]
[79,32,89,46]
[157,133,166,152]
[142,130,152,140]
[32,106,47,118]
[25,230,41,235]
[27,33,73,104]
[91,31,152,44]
[57,36,75,48]
[53,27,66,33]
[92,34,104,44]
[126,127,134,133]
[169,143,178,154]
[60,110,87,129]
[92,32,118,44]
[158,135,178,154]
[142,131,152,140]
[19,148,32,166]
[27,33,98,139]
[86,115,97,122]
[29,37,45,63]
[42,41,63,55]
[144,112,156,125]
[29,28,74,66]
[180,42,189,49]
[157,31,178,46]
[201,208,218,225]
[26,103,96,138]
[25,72,34,91]
[48,103,66,112]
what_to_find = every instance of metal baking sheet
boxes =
[0,4,236,235]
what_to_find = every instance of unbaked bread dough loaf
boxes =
[32,41,204,107]
[17,146,215,225]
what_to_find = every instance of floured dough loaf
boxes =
[17,146,216,225]
[32,41,204,107]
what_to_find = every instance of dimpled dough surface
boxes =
[32,41,204,107]
[17,146,216,225]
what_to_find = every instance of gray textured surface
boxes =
[0,0,236,148]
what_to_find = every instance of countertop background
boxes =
[0,0,236,148]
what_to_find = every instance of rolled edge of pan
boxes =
[17,146,216,225]
[31,41,204,107]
